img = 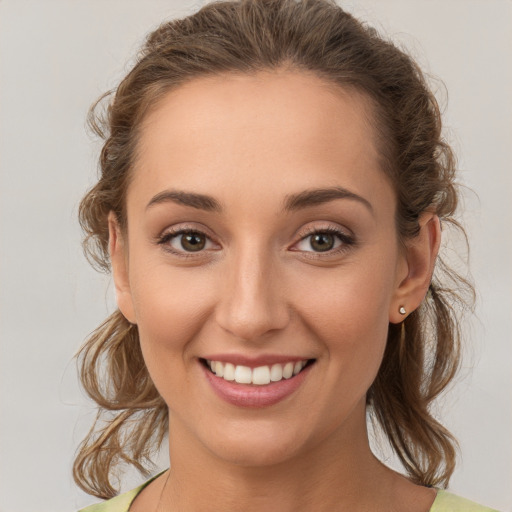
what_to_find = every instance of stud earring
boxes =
[399,306,407,315]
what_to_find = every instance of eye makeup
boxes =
[154,221,357,261]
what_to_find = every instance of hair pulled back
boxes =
[76,0,473,499]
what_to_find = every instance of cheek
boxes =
[295,260,394,340]
[131,258,214,330]
[292,257,396,387]
[312,285,389,380]
[128,262,217,389]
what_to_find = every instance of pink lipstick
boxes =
[200,356,314,408]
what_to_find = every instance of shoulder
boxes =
[77,471,166,512]
[78,471,165,512]
[78,484,145,512]
[77,485,143,512]
[77,484,502,512]
[431,490,501,512]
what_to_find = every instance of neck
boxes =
[159,406,405,512]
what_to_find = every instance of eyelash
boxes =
[156,225,355,259]
[293,225,356,259]
[156,226,217,259]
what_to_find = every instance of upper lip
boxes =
[200,354,314,368]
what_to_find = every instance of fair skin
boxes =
[109,70,440,512]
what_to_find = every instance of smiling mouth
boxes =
[200,358,316,386]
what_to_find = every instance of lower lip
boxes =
[202,362,313,408]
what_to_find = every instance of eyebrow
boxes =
[283,187,373,214]
[146,190,222,212]
[145,186,373,214]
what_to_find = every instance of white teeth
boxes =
[252,366,271,385]
[283,362,294,379]
[234,365,252,384]
[223,362,235,381]
[206,359,310,385]
[270,364,283,382]
[214,361,224,378]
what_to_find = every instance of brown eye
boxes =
[310,233,335,252]
[292,227,353,255]
[180,233,206,252]
[158,227,218,256]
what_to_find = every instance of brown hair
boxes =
[75,0,473,499]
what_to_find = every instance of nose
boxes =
[214,244,290,343]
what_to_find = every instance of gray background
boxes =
[0,1,510,511]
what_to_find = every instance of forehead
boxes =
[131,70,392,213]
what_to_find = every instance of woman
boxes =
[74,0,498,510]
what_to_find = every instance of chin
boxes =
[212,440,303,468]
[197,421,311,468]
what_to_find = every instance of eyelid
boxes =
[155,221,356,258]
[156,223,220,257]
[290,223,356,256]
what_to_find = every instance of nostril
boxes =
[214,285,290,342]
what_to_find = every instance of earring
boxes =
[399,306,407,315]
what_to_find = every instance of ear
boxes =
[108,212,137,324]
[389,213,441,324]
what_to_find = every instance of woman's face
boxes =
[112,70,412,466]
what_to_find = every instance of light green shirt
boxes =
[78,477,500,512]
